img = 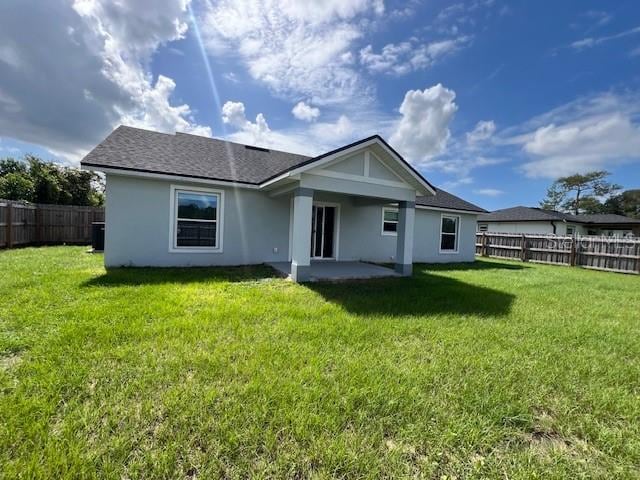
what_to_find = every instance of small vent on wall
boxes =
[245,145,270,152]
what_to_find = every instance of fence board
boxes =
[0,199,104,248]
[476,232,640,274]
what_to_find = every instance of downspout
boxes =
[551,221,557,234]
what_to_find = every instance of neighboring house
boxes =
[477,206,640,237]
[81,126,485,281]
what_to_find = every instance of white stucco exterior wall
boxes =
[104,174,478,267]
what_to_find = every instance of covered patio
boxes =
[260,136,436,282]
[268,261,401,282]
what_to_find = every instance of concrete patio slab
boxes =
[268,261,402,282]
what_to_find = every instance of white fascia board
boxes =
[83,166,260,189]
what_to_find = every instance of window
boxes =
[440,215,459,252]
[566,225,575,236]
[478,223,488,232]
[171,187,222,251]
[382,207,398,235]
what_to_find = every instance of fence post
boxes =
[6,201,13,248]
[569,237,577,266]
[520,233,528,262]
[35,206,42,244]
[481,232,488,257]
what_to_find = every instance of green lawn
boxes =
[1,247,639,479]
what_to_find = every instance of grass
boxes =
[1,246,639,479]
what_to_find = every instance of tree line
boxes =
[540,171,639,219]
[0,155,104,206]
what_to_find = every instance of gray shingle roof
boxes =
[572,213,640,224]
[479,206,640,225]
[81,125,485,213]
[81,125,311,184]
[417,189,486,213]
[478,206,570,222]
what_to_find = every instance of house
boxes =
[477,206,640,237]
[81,126,485,282]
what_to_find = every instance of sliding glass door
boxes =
[311,205,336,259]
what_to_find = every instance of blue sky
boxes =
[1,0,639,210]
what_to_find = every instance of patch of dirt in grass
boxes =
[510,410,602,466]
[496,409,603,469]
[525,429,574,457]
[524,410,591,459]
[0,352,22,371]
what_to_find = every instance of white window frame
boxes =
[439,214,460,254]
[478,223,488,232]
[169,185,224,253]
[381,206,399,236]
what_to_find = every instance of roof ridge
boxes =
[117,124,312,158]
[116,124,175,137]
[174,131,312,158]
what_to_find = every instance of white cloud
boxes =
[117,75,211,137]
[222,101,270,144]
[359,36,471,75]
[292,101,320,122]
[309,115,353,141]
[502,92,640,178]
[72,0,190,57]
[570,26,640,50]
[473,188,503,196]
[441,176,473,191]
[200,0,382,105]
[222,100,363,155]
[432,0,498,35]
[389,84,458,164]
[0,0,210,162]
[584,10,612,27]
[72,0,211,137]
[521,114,640,177]
[466,120,496,144]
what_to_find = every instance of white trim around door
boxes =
[311,201,341,260]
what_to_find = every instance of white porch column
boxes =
[290,187,314,282]
[395,200,415,276]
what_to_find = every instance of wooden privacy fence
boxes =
[0,199,104,248]
[476,232,640,275]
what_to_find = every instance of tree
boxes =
[0,158,28,176]
[0,172,35,201]
[540,171,621,215]
[27,156,63,204]
[575,196,605,214]
[0,154,104,206]
[604,189,640,219]
[539,183,565,211]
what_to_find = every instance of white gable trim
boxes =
[310,169,414,190]
[368,150,407,183]
[363,151,370,176]
[260,137,436,195]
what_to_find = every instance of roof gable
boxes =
[260,135,436,195]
